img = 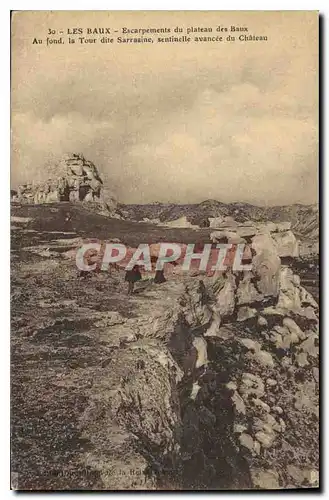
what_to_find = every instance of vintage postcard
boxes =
[11,11,319,490]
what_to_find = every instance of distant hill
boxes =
[119,200,319,239]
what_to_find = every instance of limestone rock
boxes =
[251,469,280,489]
[236,272,264,305]
[192,337,208,369]
[236,226,258,238]
[275,221,292,232]
[276,266,302,311]
[252,398,271,413]
[165,216,199,229]
[204,313,222,338]
[234,423,248,434]
[255,431,275,448]
[283,317,306,341]
[239,433,255,451]
[210,230,245,244]
[299,287,318,309]
[253,440,261,455]
[245,348,274,368]
[269,331,284,348]
[221,216,238,227]
[239,338,262,351]
[271,230,299,258]
[312,367,319,382]
[258,316,268,328]
[208,216,225,228]
[182,280,213,328]
[16,153,116,211]
[215,273,236,318]
[253,416,277,437]
[266,378,277,387]
[226,381,238,391]
[252,248,281,298]
[298,334,318,358]
[237,306,258,322]
[232,391,246,414]
[252,233,277,256]
[257,222,277,234]
[295,352,309,367]
[190,382,201,400]
[239,373,265,398]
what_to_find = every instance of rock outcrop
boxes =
[74,251,318,489]
[13,153,109,206]
[11,199,318,490]
[11,211,319,489]
[211,219,299,259]
[121,201,318,244]
[164,216,199,229]
[173,266,318,489]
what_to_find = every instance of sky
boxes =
[11,11,318,205]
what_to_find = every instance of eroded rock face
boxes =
[83,261,318,490]
[210,219,299,259]
[16,234,316,489]
[272,230,299,258]
[177,269,319,490]
[14,153,114,208]
[252,250,281,298]
[192,271,317,488]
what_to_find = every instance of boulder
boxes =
[221,216,238,228]
[16,153,111,207]
[237,306,258,322]
[208,216,225,228]
[236,226,258,238]
[252,233,277,256]
[165,216,199,229]
[257,222,277,233]
[210,230,245,244]
[282,317,306,341]
[209,216,238,229]
[215,272,236,318]
[239,433,255,451]
[236,272,264,305]
[271,230,299,258]
[258,316,268,328]
[192,337,208,369]
[239,373,265,398]
[239,338,262,351]
[250,469,280,489]
[255,431,276,448]
[182,280,213,328]
[252,249,281,298]
[204,313,222,338]
[299,286,318,309]
[275,221,292,232]
[276,266,301,311]
[248,350,274,368]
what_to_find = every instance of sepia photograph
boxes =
[10,10,319,490]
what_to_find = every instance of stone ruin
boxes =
[13,153,104,204]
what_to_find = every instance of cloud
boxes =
[11,11,318,205]
[11,112,116,185]
[123,83,317,204]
